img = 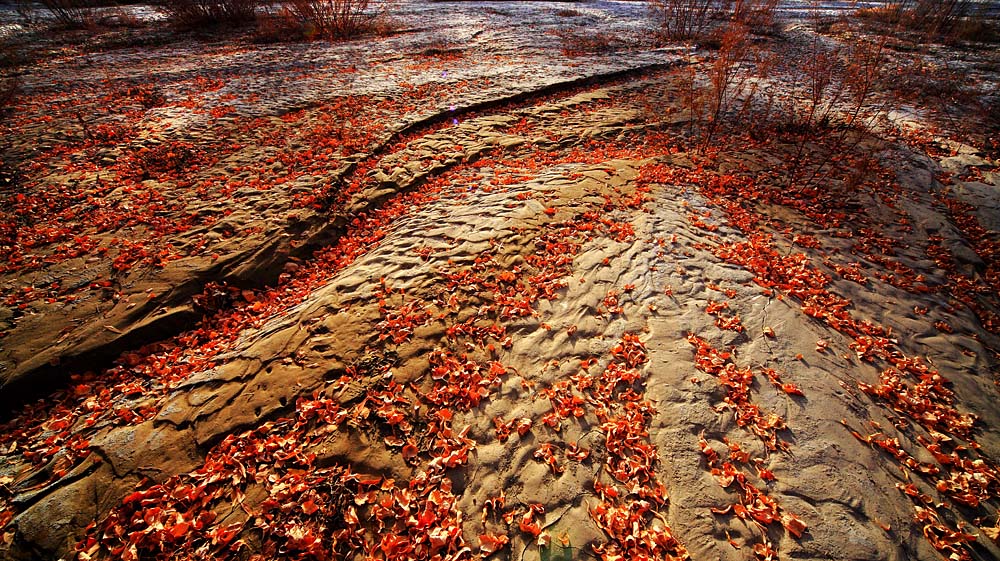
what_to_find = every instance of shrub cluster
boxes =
[153,0,389,40]
[856,0,994,42]
[155,0,262,28]
[649,0,779,41]
[34,0,99,28]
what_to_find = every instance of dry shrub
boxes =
[555,30,623,56]
[856,0,991,43]
[697,23,780,145]
[650,0,779,41]
[670,22,775,146]
[986,99,1000,158]
[854,4,906,26]
[1,43,20,111]
[704,24,752,130]
[948,16,998,43]
[283,0,389,40]
[254,8,307,42]
[14,0,43,26]
[38,0,98,28]
[731,0,778,33]
[650,0,725,41]
[156,0,263,28]
[909,0,976,36]
[0,77,16,112]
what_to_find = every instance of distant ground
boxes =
[1,2,999,561]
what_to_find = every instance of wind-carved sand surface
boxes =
[0,2,999,561]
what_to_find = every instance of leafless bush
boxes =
[0,76,16,112]
[650,0,726,41]
[669,21,777,147]
[910,0,976,36]
[731,0,778,33]
[156,0,263,28]
[701,23,753,144]
[14,0,42,26]
[650,0,780,41]
[844,36,890,122]
[0,44,14,113]
[555,30,623,56]
[254,7,305,42]
[856,0,986,42]
[283,0,388,40]
[37,0,98,28]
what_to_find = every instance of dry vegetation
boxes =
[649,0,779,41]
[856,0,997,42]
[155,0,262,28]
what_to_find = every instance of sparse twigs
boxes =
[730,0,779,33]
[671,22,775,149]
[14,0,41,26]
[842,34,888,131]
[784,29,890,193]
[156,0,262,28]
[555,30,621,57]
[0,78,14,111]
[0,45,17,113]
[649,0,725,41]
[284,0,389,40]
[909,0,976,38]
[701,23,754,148]
[856,0,988,43]
[37,0,98,28]
[650,0,779,41]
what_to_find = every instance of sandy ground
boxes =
[1,2,999,561]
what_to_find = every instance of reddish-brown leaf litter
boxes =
[1,2,999,561]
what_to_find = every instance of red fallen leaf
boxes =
[733,503,749,519]
[755,465,776,481]
[710,505,733,515]
[780,383,804,396]
[479,533,509,555]
[782,512,808,538]
[566,442,589,461]
[302,499,319,515]
[169,521,190,539]
[402,442,419,460]
[706,301,729,314]
[933,320,953,333]
[762,326,775,338]
[543,207,557,216]
[753,541,777,560]
[515,417,533,437]
[519,512,541,537]
[209,523,241,545]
